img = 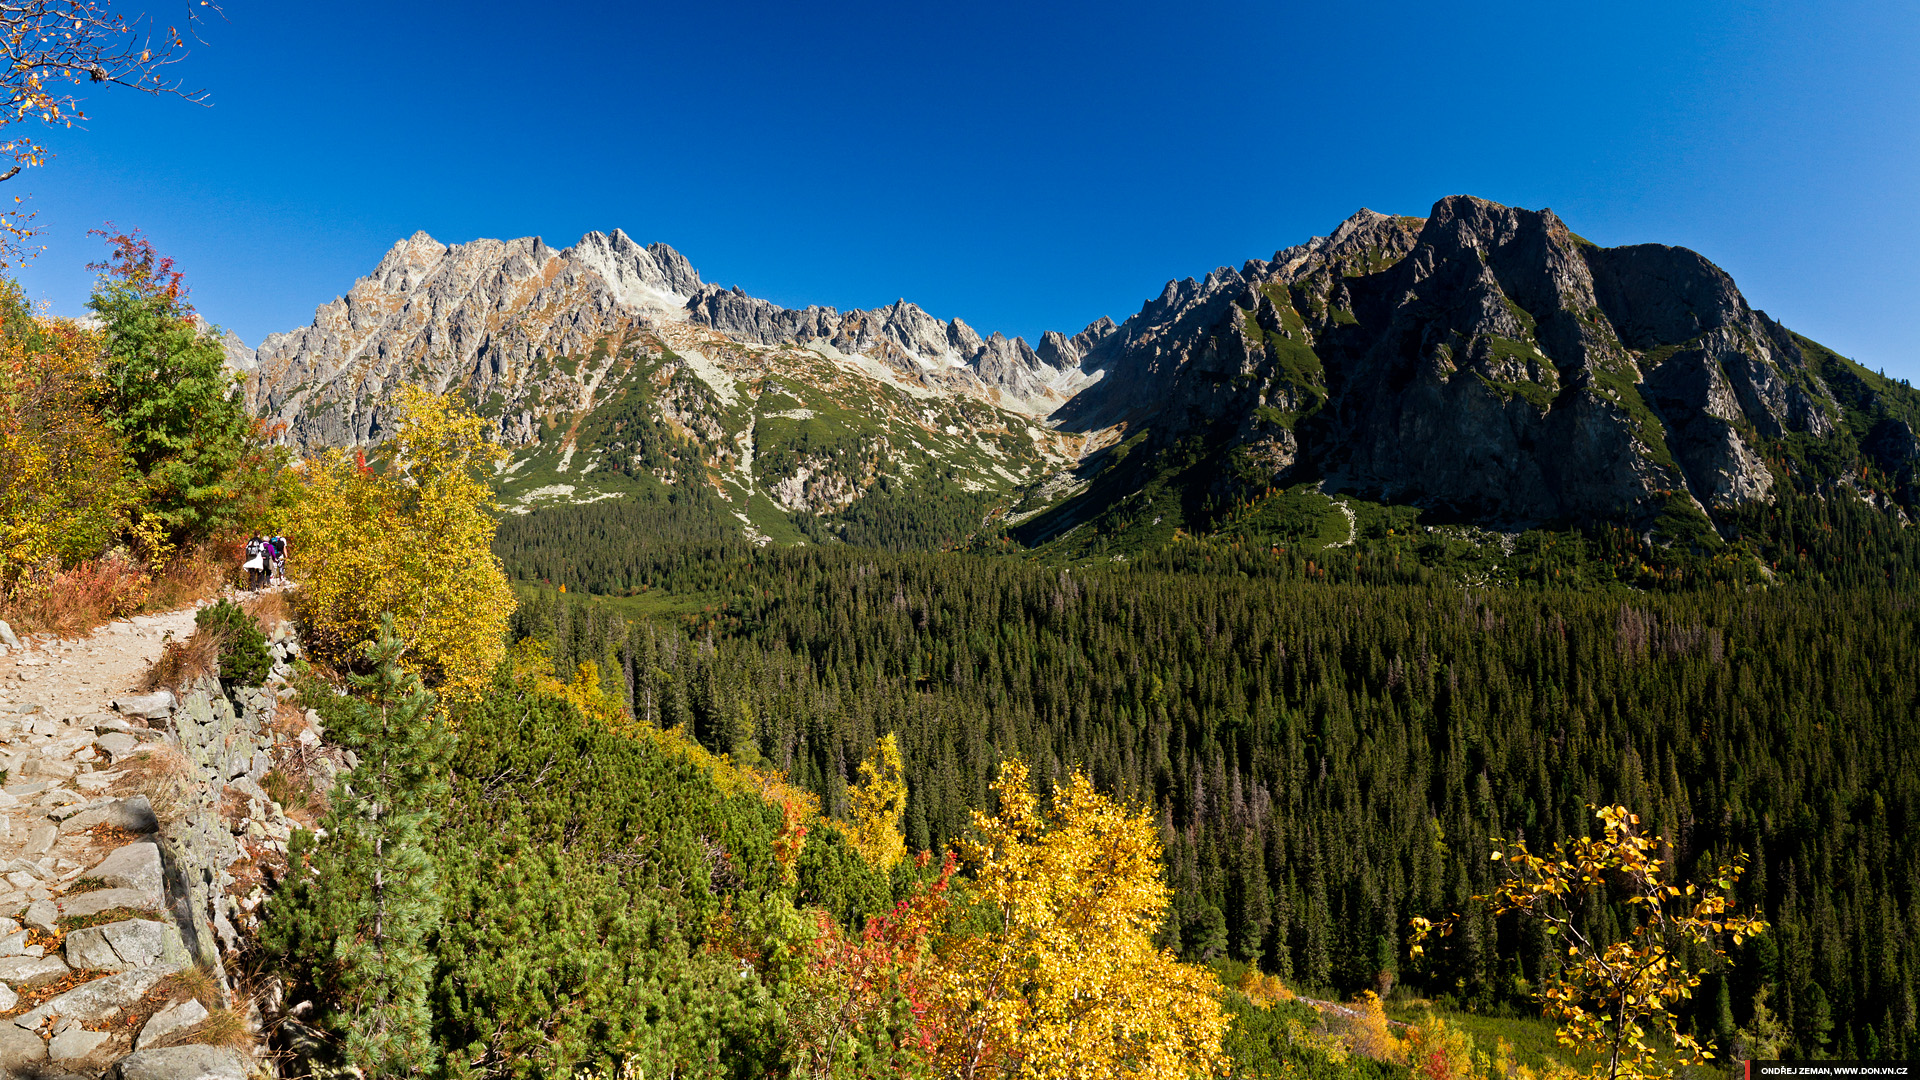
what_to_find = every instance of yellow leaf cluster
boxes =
[1236,968,1295,1009]
[841,732,908,871]
[0,307,131,589]
[294,387,514,698]
[931,758,1228,1080]
[1347,990,1404,1064]
[506,638,625,724]
[1409,805,1768,1080]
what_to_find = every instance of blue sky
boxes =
[9,0,1919,380]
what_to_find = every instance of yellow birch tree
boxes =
[930,758,1227,1080]
[1410,805,1767,1080]
[295,387,513,698]
[844,732,909,871]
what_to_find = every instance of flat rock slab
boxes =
[24,823,56,855]
[65,919,183,973]
[13,962,179,1029]
[49,1024,112,1062]
[108,1044,249,1080]
[0,952,69,987]
[135,997,208,1050]
[0,1021,45,1073]
[109,691,173,720]
[57,886,161,922]
[23,899,56,934]
[58,796,157,835]
[90,841,163,895]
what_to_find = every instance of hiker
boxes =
[244,534,267,590]
[269,533,288,584]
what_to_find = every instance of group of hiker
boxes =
[244,533,288,590]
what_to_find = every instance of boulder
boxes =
[104,918,185,969]
[135,997,208,1049]
[0,952,69,987]
[64,924,127,970]
[58,796,158,835]
[109,1044,249,1080]
[96,731,140,761]
[0,620,17,649]
[110,691,174,720]
[86,840,164,896]
[23,898,57,933]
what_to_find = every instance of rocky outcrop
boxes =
[246,228,1104,455]
[238,195,1895,537]
[1043,196,1860,527]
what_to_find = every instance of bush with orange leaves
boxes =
[0,280,134,598]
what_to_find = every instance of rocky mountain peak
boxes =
[235,196,1904,545]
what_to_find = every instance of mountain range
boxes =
[238,195,1920,556]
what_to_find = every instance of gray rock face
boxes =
[1045,195,1847,528]
[59,795,158,835]
[241,195,1895,539]
[13,963,179,1029]
[108,1043,249,1080]
[135,996,209,1050]
[248,227,1106,459]
[247,229,702,452]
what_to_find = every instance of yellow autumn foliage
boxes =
[295,387,514,698]
[931,758,1228,1080]
[1348,990,1404,1064]
[1410,805,1768,1080]
[0,296,133,590]
[506,638,626,723]
[841,732,908,871]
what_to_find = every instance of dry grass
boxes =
[0,542,238,638]
[241,589,291,630]
[141,624,222,694]
[0,551,151,636]
[199,1005,252,1049]
[141,544,235,613]
[108,745,197,831]
[160,964,226,1010]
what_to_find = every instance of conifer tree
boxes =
[88,229,258,544]
[272,615,451,1075]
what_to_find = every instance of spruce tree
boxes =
[273,615,450,1074]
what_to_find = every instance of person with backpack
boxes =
[269,533,288,584]
[244,534,267,589]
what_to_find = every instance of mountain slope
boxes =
[1013,196,1917,553]
[242,197,1919,554]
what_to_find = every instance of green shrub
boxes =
[195,599,270,686]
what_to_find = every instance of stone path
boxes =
[0,610,257,1078]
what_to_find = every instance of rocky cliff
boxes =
[241,196,1919,548]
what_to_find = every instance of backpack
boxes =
[271,536,286,558]
[246,538,263,559]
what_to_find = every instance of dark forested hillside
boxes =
[501,521,1920,1064]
